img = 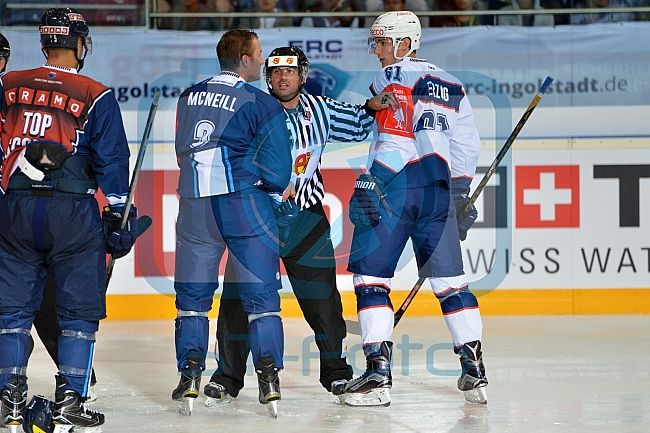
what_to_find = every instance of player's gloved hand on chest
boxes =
[272,197,300,244]
[349,174,385,227]
[102,205,138,258]
[453,190,478,241]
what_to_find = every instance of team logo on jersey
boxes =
[393,107,405,130]
[48,72,57,79]
[294,151,311,175]
[191,120,215,148]
[516,165,580,228]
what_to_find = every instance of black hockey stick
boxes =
[346,76,554,335]
[106,89,161,288]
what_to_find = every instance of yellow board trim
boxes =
[105,289,650,320]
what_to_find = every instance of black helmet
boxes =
[264,46,310,102]
[0,33,9,73]
[40,8,92,71]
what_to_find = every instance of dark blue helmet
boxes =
[40,8,92,70]
[0,33,9,73]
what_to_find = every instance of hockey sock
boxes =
[57,318,98,397]
[0,312,33,389]
[430,277,483,347]
[354,277,394,351]
[174,312,209,371]
[242,291,284,370]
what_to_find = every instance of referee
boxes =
[205,46,397,404]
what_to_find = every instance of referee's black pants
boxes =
[213,202,352,397]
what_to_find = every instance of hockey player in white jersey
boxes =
[343,11,488,407]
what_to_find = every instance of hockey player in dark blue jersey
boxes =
[0,8,134,431]
[172,29,292,418]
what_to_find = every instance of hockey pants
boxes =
[213,203,352,396]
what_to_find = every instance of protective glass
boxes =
[83,36,92,55]
[367,37,377,54]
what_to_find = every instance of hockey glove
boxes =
[273,197,300,243]
[453,190,478,241]
[103,205,138,259]
[349,174,385,227]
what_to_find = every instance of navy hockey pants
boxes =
[174,188,284,372]
[0,191,105,397]
[212,203,352,397]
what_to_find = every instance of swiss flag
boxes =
[516,165,580,228]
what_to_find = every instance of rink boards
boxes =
[103,118,650,319]
[3,25,649,318]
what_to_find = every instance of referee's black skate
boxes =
[52,374,104,429]
[204,381,233,407]
[172,352,202,416]
[342,341,392,407]
[256,355,281,419]
[0,374,27,432]
[457,341,488,404]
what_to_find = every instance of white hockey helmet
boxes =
[369,11,421,60]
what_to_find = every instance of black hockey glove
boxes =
[453,189,478,241]
[349,174,385,227]
[273,197,300,244]
[103,205,138,259]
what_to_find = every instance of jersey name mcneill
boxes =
[186,91,237,112]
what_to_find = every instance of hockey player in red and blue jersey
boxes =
[343,11,488,407]
[171,30,292,418]
[0,8,134,430]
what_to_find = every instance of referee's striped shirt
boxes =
[284,94,374,209]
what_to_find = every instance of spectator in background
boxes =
[498,0,554,25]
[540,0,569,25]
[635,0,650,20]
[299,0,358,27]
[80,0,144,26]
[153,0,173,28]
[170,0,217,30]
[433,0,489,26]
[365,0,430,27]
[210,0,235,29]
[570,0,634,23]
[238,0,293,28]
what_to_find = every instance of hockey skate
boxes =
[0,375,27,433]
[204,382,233,407]
[342,342,392,408]
[52,374,104,431]
[256,355,281,419]
[330,379,348,405]
[171,353,202,416]
[457,341,488,405]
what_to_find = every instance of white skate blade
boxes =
[463,386,488,405]
[70,427,103,433]
[177,396,195,416]
[343,388,391,407]
[265,400,278,418]
[86,385,97,403]
[5,425,22,433]
[205,394,233,407]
